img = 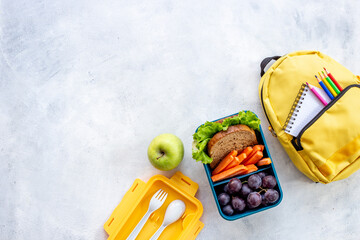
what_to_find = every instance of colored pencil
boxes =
[306,82,328,106]
[319,72,337,97]
[315,75,334,100]
[324,67,343,91]
[322,71,340,95]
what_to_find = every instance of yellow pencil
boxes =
[318,72,337,97]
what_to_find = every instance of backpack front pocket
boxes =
[295,85,360,181]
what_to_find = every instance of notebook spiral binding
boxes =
[284,83,308,133]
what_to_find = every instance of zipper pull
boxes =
[268,126,277,137]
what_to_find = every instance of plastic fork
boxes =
[126,189,168,240]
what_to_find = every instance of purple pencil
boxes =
[306,82,328,106]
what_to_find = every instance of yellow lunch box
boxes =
[104,171,204,239]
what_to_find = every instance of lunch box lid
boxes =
[104,171,204,240]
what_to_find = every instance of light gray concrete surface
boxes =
[1,1,360,239]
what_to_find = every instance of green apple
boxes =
[147,133,184,171]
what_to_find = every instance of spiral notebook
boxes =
[284,83,331,137]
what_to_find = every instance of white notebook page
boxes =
[285,85,331,137]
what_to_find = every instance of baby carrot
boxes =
[212,150,238,175]
[244,145,263,161]
[211,165,247,182]
[243,164,258,175]
[257,158,272,166]
[243,151,263,165]
[240,146,253,156]
[224,153,247,171]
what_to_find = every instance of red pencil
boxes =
[323,68,343,91]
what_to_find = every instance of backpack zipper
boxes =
[294,84,360,150]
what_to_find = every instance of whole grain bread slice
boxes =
[208,124,258,169]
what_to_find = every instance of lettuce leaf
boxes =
[192,139,212,164]
[192,111,260,164]
[238,111,260,131]
[193,121,223,142]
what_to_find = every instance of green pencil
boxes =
[322,71,340,95]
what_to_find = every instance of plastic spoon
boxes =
[150,200,186,240]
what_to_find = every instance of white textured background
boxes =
[1,1,360,239]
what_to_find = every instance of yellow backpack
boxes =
[259,50,360,183]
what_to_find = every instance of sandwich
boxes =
[192,111,261,169]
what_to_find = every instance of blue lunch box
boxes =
[196,111,283,221]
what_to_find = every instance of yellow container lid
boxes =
[104,171,204,240]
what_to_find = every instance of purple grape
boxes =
[240,183,252,198]
[222,205,234,216]
[247,192,262,208]
[264,189,279,203]
[228,178,242,194]
[247,201,257,209]
[258,172,267,179]
[231,197,246,212]
[248,174,262,190]
[223,183,229,193]
[218,193,230,206]
[262,175,277,189]
[261,193,269,206]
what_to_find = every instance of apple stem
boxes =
[156,151,165,160]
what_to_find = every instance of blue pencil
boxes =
[315,75,334,100]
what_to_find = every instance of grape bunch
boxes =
[218,172,280,216]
